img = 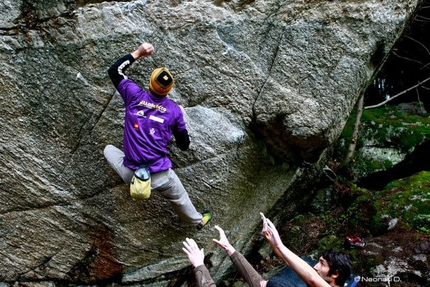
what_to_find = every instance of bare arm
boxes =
[260,213,330,287]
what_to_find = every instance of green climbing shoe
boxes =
[197,211,212,230]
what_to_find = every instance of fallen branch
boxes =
[365,76,430,109]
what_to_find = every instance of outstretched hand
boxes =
[212,225,236,256]
[260,212,282,248]
[131,43,154,59]
[182,238,205,268]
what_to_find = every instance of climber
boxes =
[104,42,212,229]
[182,213,353,287]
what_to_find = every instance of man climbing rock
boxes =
[104,42,212,229]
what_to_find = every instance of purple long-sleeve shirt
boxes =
[108,54,189,173]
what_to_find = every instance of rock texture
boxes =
[0,0,422,284]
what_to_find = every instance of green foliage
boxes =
[418,225,430,234]
[416,216,430,233]
[383,159,393,169]
[317,235,342,250]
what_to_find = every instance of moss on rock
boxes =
[346,171,430,235]
[336,103,430,179]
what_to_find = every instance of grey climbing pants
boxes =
[104,144,203,225]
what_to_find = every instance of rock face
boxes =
[0,0,421,284]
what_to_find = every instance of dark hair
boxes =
[321,249,352,286]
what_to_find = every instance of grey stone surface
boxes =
[0,0,421,284]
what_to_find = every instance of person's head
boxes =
[313,249,352,287]
[149,67,174,96]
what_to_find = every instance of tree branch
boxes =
[365,76,430,109]
[392,51,424,66]
[421,62,430,70]
[405,36,430,56]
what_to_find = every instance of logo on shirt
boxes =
[136,110,145,117]
[138,100,167,113]
[149,128,155,135]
